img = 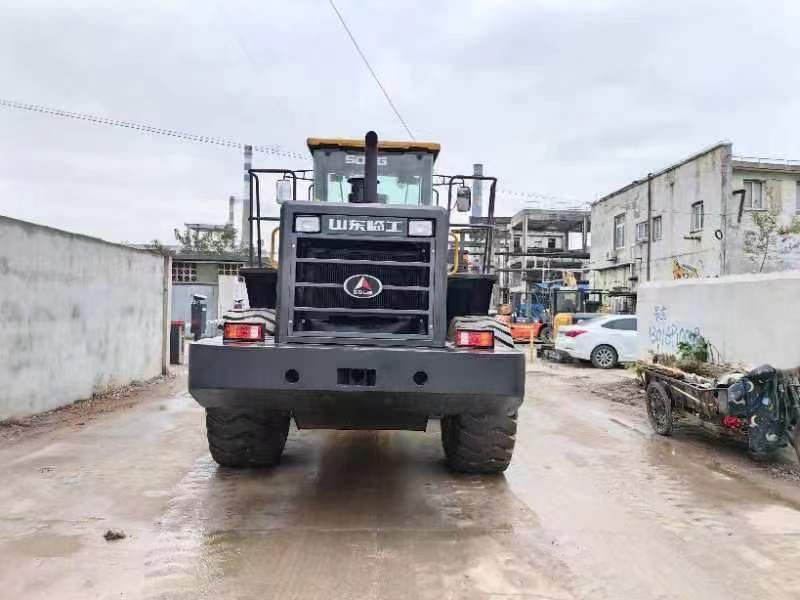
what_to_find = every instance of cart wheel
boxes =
[646,381,673,436]
[793,426,800,464]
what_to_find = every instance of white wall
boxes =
[0,216,169,419]
[637,271,800,370]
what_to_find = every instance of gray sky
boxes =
[1,0,799,243]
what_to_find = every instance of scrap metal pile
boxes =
[639,360,800,462]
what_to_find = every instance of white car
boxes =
[555,315,638,369]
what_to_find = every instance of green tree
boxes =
[174,225,237,255]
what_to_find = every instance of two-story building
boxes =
[591,143,800,290]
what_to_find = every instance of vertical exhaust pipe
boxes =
[364,130,378,204]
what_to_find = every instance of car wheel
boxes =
[590,344,618,369]
[539,325,552,341]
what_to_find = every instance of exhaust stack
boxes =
[364,130,378,204]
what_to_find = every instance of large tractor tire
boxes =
[441,412,518,474]
[206,407,290,468]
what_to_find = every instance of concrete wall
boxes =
[591,143,730,291]
[0,216,169,419]
[637,272,800,370]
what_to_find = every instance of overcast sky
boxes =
[1,0,799,244]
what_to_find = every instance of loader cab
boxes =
[307,138,439,206]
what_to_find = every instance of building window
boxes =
[613,214,625,249]
[691,201,704,231]
[547,238,556,249]
[744,180,763,210]
[652,215,662,241]
[172,261,197,283]
[218,263,243,276]
[636,221,649,242]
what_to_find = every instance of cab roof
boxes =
[307,137,440,159]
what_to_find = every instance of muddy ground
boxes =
[1,357,800,599]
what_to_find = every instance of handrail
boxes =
[448,231,460,275]
[445,174,498,272]
[248,169,299,267]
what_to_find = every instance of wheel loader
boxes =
[188,131,525,473]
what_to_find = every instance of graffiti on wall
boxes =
[648,304,703,354]
[672,258,700,279]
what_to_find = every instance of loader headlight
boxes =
[294,215,320,233]
[408,219,434,237]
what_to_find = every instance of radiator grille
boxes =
[296,263,429,287]
[295,287,428,311]
[289,236,433,339]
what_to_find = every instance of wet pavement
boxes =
[2,359,800,599]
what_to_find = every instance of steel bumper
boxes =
[188,337,525,416]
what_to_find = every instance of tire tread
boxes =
[441,412,517,473]
[206,407,289,468]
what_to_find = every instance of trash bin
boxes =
[190,295,207,341]
[170,320,185,364]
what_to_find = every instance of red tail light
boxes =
[223,322,264,342]
[564,329,587,338]
[455,329,494,349]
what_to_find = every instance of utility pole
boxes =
[240,145,253,252]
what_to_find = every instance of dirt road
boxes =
[2,358,800,599]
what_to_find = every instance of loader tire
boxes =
[441,412,517,474]
[206,407,290,468]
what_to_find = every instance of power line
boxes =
[2,97,598,210]
[0,97,309,161]
[327,0,416,140]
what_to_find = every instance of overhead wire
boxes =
[0,97,309,161]
[326,0,416,141]
[2,96,600,211]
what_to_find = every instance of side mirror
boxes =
[276,179,293,204]
[455,185,472,212]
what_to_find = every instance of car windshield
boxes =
[311,149,433,205]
